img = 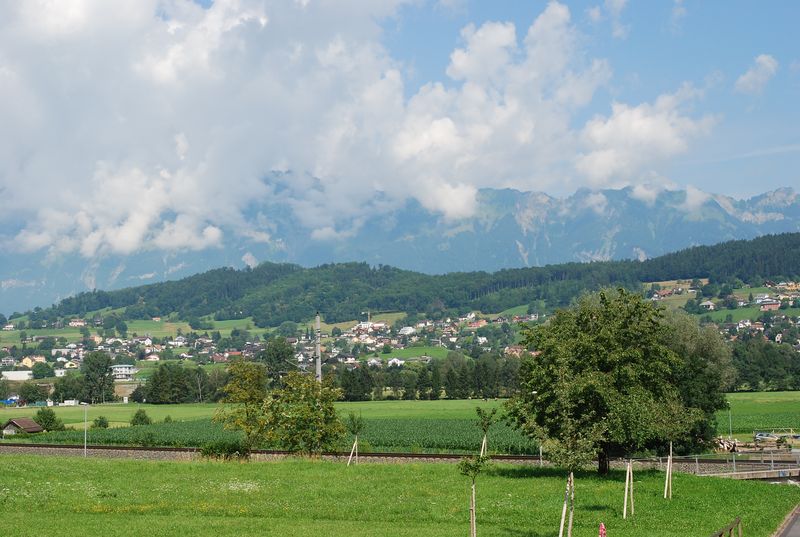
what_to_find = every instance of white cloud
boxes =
[241,252,258,268]
[0,1,712,259]
[735,54,779,95]
[576,84,715,184]
[604,0,629,38]
[681,185,710,212]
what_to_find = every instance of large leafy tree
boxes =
[507,289,710,474]
[81,351,115,403]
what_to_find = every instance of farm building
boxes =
[2,418,44,436]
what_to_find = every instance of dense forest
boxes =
[16,233,800,328]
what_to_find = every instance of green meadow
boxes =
[0,455,797,537]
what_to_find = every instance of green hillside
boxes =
[11,233,800,328]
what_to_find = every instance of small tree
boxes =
[33,407,65,432]
[346,412,365,466]
[458,454,489,537]
[262,372,345,456]
[475,407,498,457]
[92,416,109,429]
[213,360,268,455]
[130,409,152,426]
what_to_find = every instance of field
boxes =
[725,392,800,436]
[0,455,797,537]
[2,393,800,450]
[382,346,451,360]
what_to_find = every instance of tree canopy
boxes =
[507,289,722,474]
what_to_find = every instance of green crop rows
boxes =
[25,417,537,454]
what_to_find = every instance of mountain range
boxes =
[2,186,799,314]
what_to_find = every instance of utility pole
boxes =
[315,312,322,382]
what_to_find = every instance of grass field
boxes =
[382,346,451,360]
[3,393,800,437]
[0,455,797,537]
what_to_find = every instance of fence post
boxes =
[695,456,699,474]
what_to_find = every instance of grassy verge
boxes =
[0,456,797,537]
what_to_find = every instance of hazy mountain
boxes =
[2,186,799,314]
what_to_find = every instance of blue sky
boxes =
[381,0,799,197]
[0,0,797,259]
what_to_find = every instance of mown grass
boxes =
[0,455,797,537]
[382,346,451,360]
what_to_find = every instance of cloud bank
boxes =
[0,0,714,258]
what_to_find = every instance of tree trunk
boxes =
[598,449,610,475]
[470,480,477,537]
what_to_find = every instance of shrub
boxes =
[33,407,65,432]
[163,415,173,424]
[130,409,152,426]
[92,416,109,429]
[200,439,249,460]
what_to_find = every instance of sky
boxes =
[0,0,797,259]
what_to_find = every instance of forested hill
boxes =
[19,233,800,327]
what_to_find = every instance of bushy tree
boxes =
[32,362,54,379]
[262,372,345,455]
[213,360,268,454]
[19,382,48,404]
[33,407,65,431]
[52,373,86,402]
[130,409,152,426]
[92,415,109,429]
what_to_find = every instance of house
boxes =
[68,319,86,327]
[110,364,138,381]
[760,300,781,312]
[367,358,382,367]
[504,345,526,357]
[387,358,405,367]
[2,418,44,436]
[20,355,46,368]
[1,371,33,381]
[0,357,16,367]
[63,360,79,369]
[2,324,15,331]
[54,369,67,378]
[144,354,160,361]
[398,326,416,336]
[699,300,716,311]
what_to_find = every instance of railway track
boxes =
[1,442,798,473]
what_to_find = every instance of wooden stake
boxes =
[539,445,543,467]
[347,436,358,467]
[623,460,630,519]
[470,480,477,537]
[558,474,569,537]
[567,472,575,537]
[663,442,673,499]
[480,434,487,457]
[629,461,635,515]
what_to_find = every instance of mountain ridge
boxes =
[2,185,799,313]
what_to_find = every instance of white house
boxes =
[398,326,416,336]
[1,371,33,381]
[699,300,716,311]
[387,358,405,367]
[110,364,138,381]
